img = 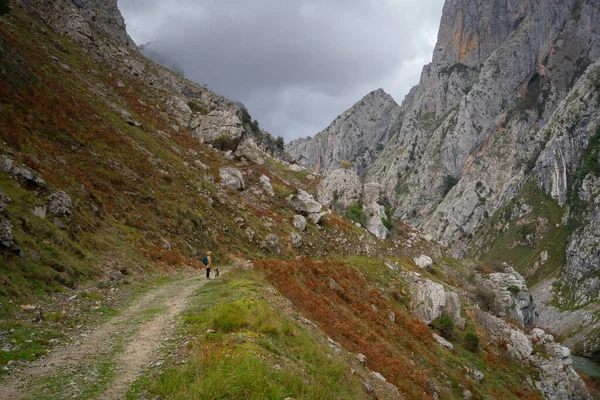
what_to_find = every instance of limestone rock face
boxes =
[404,273,446,324]
[194,110,244,150]
[219,167,245,191]
[287,190,322,215]
[286,89,400,175]
[475,309,590,400]
[317,169,362,208]
[475,265,536,329]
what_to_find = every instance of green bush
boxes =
[275,136,284,149]
[507,285,520,295]
[464,332,480,353]
[0,0,9,15]
[187,100,208,115]
[381,206,393,230]
[431,315,456,340]
[345,203,363,224]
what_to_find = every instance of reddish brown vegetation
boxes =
[255,258,437,398]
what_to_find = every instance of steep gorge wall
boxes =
[286,89,400,175]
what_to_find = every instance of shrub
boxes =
[517,223,536,239]
[507,285,520,295]
[240,107,252,123]
[475,286,496,311]
[187,100,208,115]
[339,160,352,169]
[431,315,456,340]
[464,333,480,353]
[0,0,10,15]
[345,202,363,223]
[250,119,260,133]
[381,206,393,230]
[213,132,239,151]
[275,136,284,149]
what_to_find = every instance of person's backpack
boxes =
[202,256,209,266]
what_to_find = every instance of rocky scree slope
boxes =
[286,88,400,175]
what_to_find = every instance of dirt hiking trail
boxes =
[0,274,207,400]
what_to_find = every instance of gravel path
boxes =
[0,274,206,400]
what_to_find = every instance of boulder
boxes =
[265,234,279,247]
[287,190,322,215]
[432,333,453,350]
[293,215,307,231]
[47,190,73,218]
[219,167,245,191]
[409,278,446,324]
[245,227,255,242]
[443,291,466,329]
[194,110,244,151]
[0,156,13,173]
[308,212,326,225]
[259,175,275,197]
[317,168,362,208]
[414,255,433,269]
[291,232,302,248]
[506,329,533,361]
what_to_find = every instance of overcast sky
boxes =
[118,0,445,142]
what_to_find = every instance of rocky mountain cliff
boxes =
[309,0,600,362]
[286,89,400,175]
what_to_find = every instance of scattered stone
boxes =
[291,232,302,248]
[120,110,142,127]
[356,353,367,366]
[362,381,374,393]
[372,372,387,382]
[308,212,326,225]
[328,278,344,294]
[32,205,47,219]
[245,227,255,242]
[432,333,453,350]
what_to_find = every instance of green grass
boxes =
[468,179,568,285]
[126,270,369,400]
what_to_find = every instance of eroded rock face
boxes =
[317,169,362,208]
[476,310,590,400]
[362,182,390,240]
[259,175,275,197]
[286,89,400,175]
[475,265,536,328]
[219,167,245,191]
[404,273,446,324]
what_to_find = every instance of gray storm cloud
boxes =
[118,0,444,141]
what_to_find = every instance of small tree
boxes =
[275,136,284,149]
[0,0,10,15]
[345,202,363,223]
[339,160,352,169]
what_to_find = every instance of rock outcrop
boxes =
[475,265,536,329]
[317,169,362,209]
[476,310,590,400]
[287,190,322,215]
[286,89,400,175]
[361,182,390,240]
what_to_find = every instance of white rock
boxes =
[432,333,453,350]
[414,255,433,269]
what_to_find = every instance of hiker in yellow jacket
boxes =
[204,251,212,279]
